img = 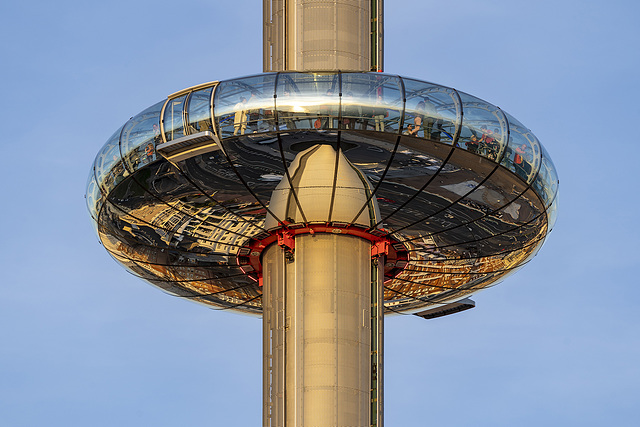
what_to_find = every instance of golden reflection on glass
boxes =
[87,72,558,314]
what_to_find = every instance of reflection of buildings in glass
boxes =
[88,71,558,314]
[183,208,261,253]
[125,199,260,254]
[384,221,546,308]
[103,232,258,305]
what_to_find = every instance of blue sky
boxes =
[1,0,638,425]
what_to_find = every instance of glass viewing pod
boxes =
[87,72,558,315]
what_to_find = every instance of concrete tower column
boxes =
[263,0,384,72]
[262,145,383,426]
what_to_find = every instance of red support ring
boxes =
[236,223,409,286]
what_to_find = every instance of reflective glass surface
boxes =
[402,78,459,144]
[457,92,508,161]
[186,86,215,134]
[547,193,559,230]
[94,125,125,195]
[532,144,559,208]
[215,74,277,137]
[163,95,187,141]
[341,73,403,132]
[276,72,339,130]
[85,166,103,220]
[121,100,164,173]
[87,72,558,315]
[501,112,542,184]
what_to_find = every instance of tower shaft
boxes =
[263,234,382,426]
[261,145,384,426]
[263,0,383,72]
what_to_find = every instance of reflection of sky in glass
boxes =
[278,96,338,112]
[90,74,560,227]
[85,172,102,220]
[164,96,186,140]
[547,195,559,230]
[188,89,212,121]
[94,125,124,191]
[534,153,558,207]
[122,102,163,148]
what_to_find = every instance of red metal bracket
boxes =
[371,239,390,257]
[277,229,295,251]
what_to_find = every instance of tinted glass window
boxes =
[275,72,339,130]
[163,95,187,141]
[214,74,276,137]
[546,194,559,230]
[85,166,103,221]
[94,125,126,194]
[121,100,164,173]
[186,87,215,134]
[402,78,459,144]
[341,73,403,133]
[501,112,541,184]
[532,144,558,208]
[458,92,507,162]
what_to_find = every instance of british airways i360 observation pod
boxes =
[86,72,558,316]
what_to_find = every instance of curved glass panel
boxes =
[105,174,261,255]
[105,246,163,282]
[402,78,459,144]
[94,125,126,195]
[547,193,559,230]
[85,166,103,220]
[186,87,215,134]
[457,92,507,161]
[133,154,269,232]
[518,230,548,266]
[501,112,541,184]
[163,95,187,142]
[214,74,276,138]
[532,144,559,208]
[340,73,403,133]
[384,148,497,240]
[121,100,164,173]
[85,167,103,241]
[275,72,340,130]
